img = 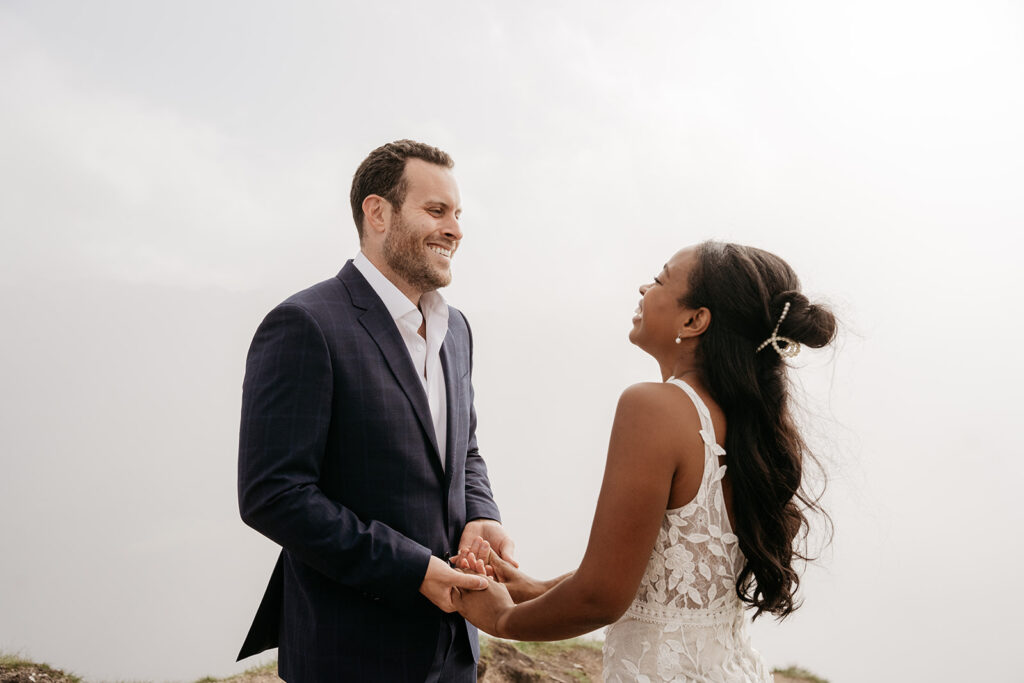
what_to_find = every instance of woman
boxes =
[454,241,837,682]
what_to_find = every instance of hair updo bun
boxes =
[770,291,837,351]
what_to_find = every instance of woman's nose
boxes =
[639,284,650,295]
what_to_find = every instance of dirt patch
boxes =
[479,639,604,683]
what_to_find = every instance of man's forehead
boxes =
[405,160,458,192]
[405,164,460,209]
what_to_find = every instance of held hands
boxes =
[418,520,516,614]
[453,538,547,603]
[447,521,528,637]
[459,519,517,567]
[418,555,489,613]
[453,575,514,637]
[450,545,515,637]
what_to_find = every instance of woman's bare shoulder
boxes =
[613,382,702,443]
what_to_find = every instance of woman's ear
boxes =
[678,307,711,338]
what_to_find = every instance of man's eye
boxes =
[653,277,663,285]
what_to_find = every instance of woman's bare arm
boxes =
[456,382,698,640]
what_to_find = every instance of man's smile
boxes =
[428,244,453,259]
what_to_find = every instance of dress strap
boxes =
[665,377,724,456]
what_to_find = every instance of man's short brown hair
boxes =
[349,140,454,240]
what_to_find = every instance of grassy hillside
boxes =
[1,645,828,683]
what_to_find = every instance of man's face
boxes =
[382,158,463,297]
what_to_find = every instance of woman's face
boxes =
[629,247,699,353]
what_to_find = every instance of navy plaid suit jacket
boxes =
[237,261,501,681]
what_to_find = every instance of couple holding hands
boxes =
[236,139,836,682]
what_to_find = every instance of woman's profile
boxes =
[454,240,837,682]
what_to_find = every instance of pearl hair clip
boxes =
[756,301,801,358]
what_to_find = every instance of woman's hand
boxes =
[453,576,515,637]
[453,538,552,603]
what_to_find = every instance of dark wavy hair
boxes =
[680,241,836,619]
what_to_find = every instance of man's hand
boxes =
[459,519,517,566]
[419,555,488,613]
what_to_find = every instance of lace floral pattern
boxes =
[603,379,772,683]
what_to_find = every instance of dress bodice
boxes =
[628,378,743,618]
[603,378,773,682]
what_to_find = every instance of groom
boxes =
[237,140,515,681]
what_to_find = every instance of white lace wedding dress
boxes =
[603,378,773,682]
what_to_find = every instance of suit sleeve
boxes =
[237,303,432,604]
[459,311,502,523]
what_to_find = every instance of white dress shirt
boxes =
[352,252,449,469]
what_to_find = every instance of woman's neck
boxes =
[660,359,702,384]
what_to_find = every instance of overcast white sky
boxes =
[1,1,1022,681]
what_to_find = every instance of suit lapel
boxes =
[340,263,444,476]
[440,335,461,484]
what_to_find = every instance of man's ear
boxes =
[362,195,392,236]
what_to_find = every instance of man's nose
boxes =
[639,283,650,295]
[442,215,463,242]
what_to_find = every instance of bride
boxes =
[454,241,836,682]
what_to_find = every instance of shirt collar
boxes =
[352,251,447,325]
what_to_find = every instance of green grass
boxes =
[193,659,278,682]
[239,660,278,677]
[510,638,603,658]
[0,652,83,682]
[479,635,603,659]
[773,665,829,683]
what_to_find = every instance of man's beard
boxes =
[382,213,452,293]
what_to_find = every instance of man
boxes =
[237,140,515,681]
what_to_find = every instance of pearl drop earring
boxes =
[675,335,682,344]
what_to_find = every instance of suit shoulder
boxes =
[265,275,350,321]
[281,275,347,308]
[251,276,354,341]
[446,305,469,328]
[446,305,473,341]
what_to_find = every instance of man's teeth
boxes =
[429,246,452,258]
